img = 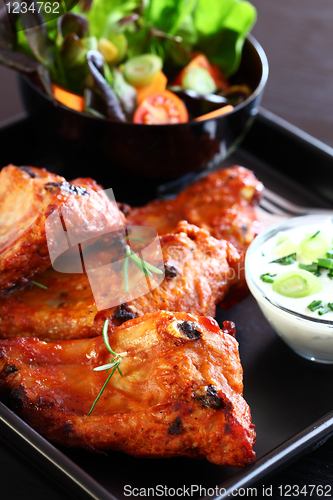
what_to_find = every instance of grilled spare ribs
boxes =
[0,222,241,340]
[0,311,256,466]
[125,165,264,252]
[0,165,125,292]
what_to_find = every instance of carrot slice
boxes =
[194,105,234,122]
[135,71,168,105]
[52,84,85,112]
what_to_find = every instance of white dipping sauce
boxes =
[252,221,333,319]
[245,216,333,363]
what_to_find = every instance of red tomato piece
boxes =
[133,90,189,125]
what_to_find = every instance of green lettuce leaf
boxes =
[194,0,256,76]
[76,0,141,39]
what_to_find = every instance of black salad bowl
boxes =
[18,34,268,204]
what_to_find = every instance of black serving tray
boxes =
[1,108,333,500]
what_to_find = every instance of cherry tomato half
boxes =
[133,90,189,125]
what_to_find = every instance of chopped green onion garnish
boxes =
[317,257,333,269]
[310,230,320,239]
[307,300,323,312]
[318,307,331,316]
[270,253,297,265]
[326,250,333,258]
[298,262,318,273]
[260,273,277,283]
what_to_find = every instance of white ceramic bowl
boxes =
[245,214,333,363]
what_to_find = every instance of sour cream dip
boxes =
[245,215,333,363]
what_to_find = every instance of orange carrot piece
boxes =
[52,84,85,112]
[194,105,234,122]
[135,71,168,105]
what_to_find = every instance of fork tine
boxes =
[260,197,299,216]
[263,189,333,216]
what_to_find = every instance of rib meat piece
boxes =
[0,165,125,292]
[0,222,240,341]
[126,166,264,308]
[0,311,256,466]
[126,165,264,252]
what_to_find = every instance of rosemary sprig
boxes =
[123,249,130,293]
[125,235,146,242]
[88,320,127,415]
[31,280,48,290]
[122,244,163,291]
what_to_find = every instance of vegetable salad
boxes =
[0,0,257,124]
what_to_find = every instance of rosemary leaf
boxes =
[88,320,127,415]
[102,319,117,355]
[31,280,48,290]
[140,260,164,275]
[123,254,129,293]
[93,361,119,371]
[87,363,119,416]
[129,251,153,278]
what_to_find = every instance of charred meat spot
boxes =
[167,416,183,436]
[2,282,29,295]
[44,182,62,192]
[117,203,131,217]
[165,264,178,279]
[224,422,233,434]
[62,182,89,196]
[19,166,38,178]
[240,223,248,235]
[222,321,236,338]
[37,396,55,410]
[3,364,18,376]
[44,181,89,196]
[178,321,202,340]
[63,423,74,434]
[113,304,138,324]
[194,385,225,409]
[10,385,28,412]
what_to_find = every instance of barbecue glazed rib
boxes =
[0,311,256,466]
[0,222,240,340]
[0,165,125,292]
[125,165,264,252]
